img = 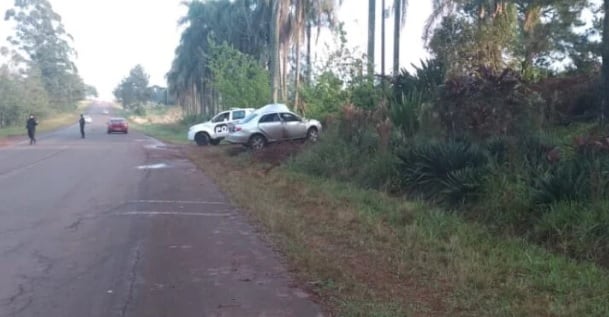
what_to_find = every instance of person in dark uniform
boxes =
[26,114,38,145]
[79,114,86,139]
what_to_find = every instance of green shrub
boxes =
[287,128,400,191]
[300,72,348,121]
[475,168,534,231]
[389,89,421,141]
[534,200,609,262]
[533,155,609,205]
[397,141,488,205]
[133,105,146,116]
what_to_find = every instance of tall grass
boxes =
[287,128,400,191]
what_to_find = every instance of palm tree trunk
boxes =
[270,0,280,103]
[393,0,401,74]
[306,21,312,84]
[602,0,609,122]
[368,0,376,77]
[281,42,289,102]
[294,0,305,113]
[295,14,303,113]
[381,0,386,79]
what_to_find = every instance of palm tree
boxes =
[270,0,282,102]
[381,0,386,78]
[393,0,408,74]
[295,0,341,112]
[603,0,609,121]
[368,0,376,77]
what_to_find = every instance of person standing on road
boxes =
[26,114,38,145]
[79,114,86,139]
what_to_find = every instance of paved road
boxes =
[0,104,322,317]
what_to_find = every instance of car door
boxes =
[280,112,307,139]
[212,111,230,137]
[258,113,284,141]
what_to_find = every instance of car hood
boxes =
[189,121,213,131]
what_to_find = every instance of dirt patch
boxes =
[250,141,307,165]
[0,136,23,148]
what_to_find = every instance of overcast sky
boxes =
[0,1,431,100]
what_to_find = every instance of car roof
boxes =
[109,117,126,120]
[253,103,290,115]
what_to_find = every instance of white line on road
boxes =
[128,200,229,205]
[117,211,232,217]
[137,163,169,169]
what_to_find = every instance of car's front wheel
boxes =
[306,127,319,142]
[194,132,210,146]
[249,134,266,151]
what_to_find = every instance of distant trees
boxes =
[113,65,151,109]
[167,0,342,117]
[426,0,594,78]
[0,65,49,127]
[4,0,86,111]
[1,0,87,127]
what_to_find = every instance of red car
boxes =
[107,117,128,134]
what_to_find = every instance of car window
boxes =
[241,112,258,123]
[280,112,301,122]
[232,110,246,120]
[211,112,229,123]
[259,113,281,123]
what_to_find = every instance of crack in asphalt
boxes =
[32,251,54,275]
[65,218,83,231]
[0,283,33,317]
[0,241,27,256]
[120,241,142,317]
[63,202,134,232]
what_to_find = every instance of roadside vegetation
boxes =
[179,145,609,316]
[121,0,609,316]
[1,1,96,138]
[127,0,609,315]
[6,0,608,315]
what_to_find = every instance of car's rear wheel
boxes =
[210,138,221,146]
[195,132,210,146]
[249,134,266,151]
[306,127,319,142]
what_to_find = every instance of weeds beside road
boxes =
[187,145,609,316]
[127,118,609,316]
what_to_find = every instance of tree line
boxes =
[1,0,93,128]
[166,0,609,119]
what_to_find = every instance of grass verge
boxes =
[184,146,609,317]
[118,106,190,145]
[129,122,189,145]
[0,112,82,139]
[133,122,609,316]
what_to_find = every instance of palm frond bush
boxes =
[397,141,488,205]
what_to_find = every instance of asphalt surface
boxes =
[0,104,323,317]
